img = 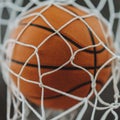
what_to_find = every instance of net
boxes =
[0,0,120,120]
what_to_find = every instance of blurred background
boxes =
[0,73,6,120]
[0,0,120,120]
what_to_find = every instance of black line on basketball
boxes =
[87,27,97,76]
[20,23,106,54]
[9,57,111,70]
[43,80,103,99]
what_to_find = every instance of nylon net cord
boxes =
[0,0,120,120]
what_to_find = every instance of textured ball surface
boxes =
[7,4,113,110]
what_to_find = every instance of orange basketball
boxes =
[6,4,113,110]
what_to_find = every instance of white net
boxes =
[0,0,120,120]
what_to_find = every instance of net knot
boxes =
[110,103,120,109]
[91,80,96,89]
[39,82,44,88]
[34,48,38,53]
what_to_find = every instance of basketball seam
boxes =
[31,80,103,99]
[8,57,111,70]
[87,28,97,76]
[19,23,106,54]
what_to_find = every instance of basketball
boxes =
[6,4,113,110]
